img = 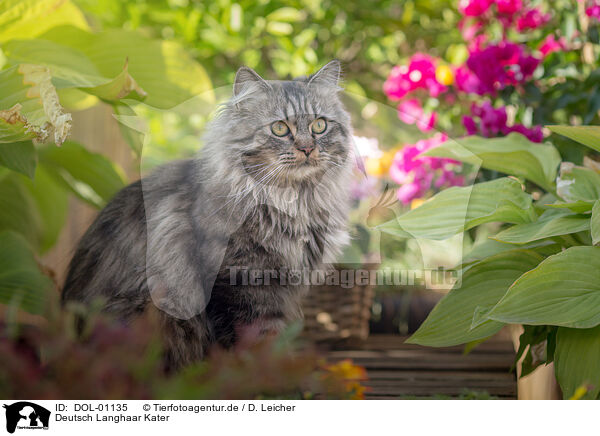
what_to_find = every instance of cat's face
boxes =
[227,61,352,185]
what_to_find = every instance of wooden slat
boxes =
[327,333,517,399]
[366,370,515,381]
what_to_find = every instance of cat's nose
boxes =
[296,144,315,156]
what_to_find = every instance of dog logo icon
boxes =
[3,402,50,434]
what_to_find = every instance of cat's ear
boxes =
[308,60,341,87]
[233,66,271,97]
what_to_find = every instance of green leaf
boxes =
[84,60,147,102]
[0,230,53,315]
[492,213,590,244]
[593,201,600,246]
[548,125,600,153]
[379,178,534,240]
[113,103,144,154]
[543,200,594,213]
[515,326,555,377]
[36,25,214,109]
[4,39,148,102]
[20,164,68,253]
[0,170,43,249]
[407,250,543,347]
[556,164,600,203]
[463,238,560,264]
[485,246,600,328]
[38,141,126,208]
[0,141,36,178]
[0,0,88,43]
[422,133,561,191]
[555,326,600,399]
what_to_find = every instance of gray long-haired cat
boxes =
[61,60,354,370]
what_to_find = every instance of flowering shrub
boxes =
[377,0,600,204]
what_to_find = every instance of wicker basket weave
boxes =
[301,264,376,343]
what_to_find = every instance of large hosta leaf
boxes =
[39,141,126,208]
[548,125,600,153]
[3,38,147,102]
[484,246,600,328]
[422,133,561,191]
[555,326,600,399]
[492,212,590,244]
[0,230,53,315]
[379,177,534,240]
[32,25,214,109]
[407,250,543,347]
[544,200,594,213]
[0,0,88,43]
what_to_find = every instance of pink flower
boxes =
[496,0,523,15]
[460,19,485,41]
[454,66,485,94]
[466,41,540,95]
[472,101,507,136]
[462,115,478,135]
[396,182,421,204]
[383,54,448,100]
[397,99,438,132]
[517,8,551,31]
[463,102,544,142]
[390,133,463,204]
[539,34,567,57]
[458,0,492,16]
[506,124,544,142]
[383,66,413,100]
[586,4,600,20]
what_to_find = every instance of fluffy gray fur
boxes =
[61,60,354,370]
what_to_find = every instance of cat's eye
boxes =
[311,118,327,134]
[271,121,289,137]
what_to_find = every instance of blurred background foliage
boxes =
[75,0,463,100]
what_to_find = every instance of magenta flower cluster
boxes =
[459,0,550,30]
[381,0,567,204]
[383,54,447,101]
[463,42,540,95]
[586,1,600,20]
[389,134,464,204]
[462,102,543,142]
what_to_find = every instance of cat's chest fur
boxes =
[228,189,334,272]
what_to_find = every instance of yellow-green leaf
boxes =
[408,250,543,347]
[423,133,561,191]
[379,177,534,241]
[0,0,88,43]
[485,246,600,328]
[548,125,600,153]
[493,213,590,244]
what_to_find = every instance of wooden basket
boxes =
[301,264,376,344]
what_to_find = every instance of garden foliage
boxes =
[382,127,600,399]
